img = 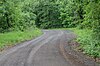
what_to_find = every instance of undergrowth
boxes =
[0,29,42,50]
[70,28,100,58]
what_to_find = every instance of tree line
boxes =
[0,0,100,31]
[0,0,100,41]
[0,0,100,39]
[0,0,37,32]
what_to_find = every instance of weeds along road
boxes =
[0,30,99,66]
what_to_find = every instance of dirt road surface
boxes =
[0,30,99,66]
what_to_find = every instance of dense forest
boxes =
[1,0,100,30]
[0,0,100,59]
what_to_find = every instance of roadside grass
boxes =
[0,29,42,50]
[69,28,100,59]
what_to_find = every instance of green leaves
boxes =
[74,29,100,58]
[34,0,61,29]
[0,0,37,32]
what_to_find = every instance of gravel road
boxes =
[0,30,99,66]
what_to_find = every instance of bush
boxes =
[73,28,100,58]
[0,0,36,32]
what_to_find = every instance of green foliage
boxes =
[59,0,84,28]
[34,0,61,29]
[68,0,100,58]
[84,1,100,40]
[0,0,36,32]
[72,28,100,58]
[33,0,85,28]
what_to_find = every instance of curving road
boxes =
[0,30,99,66]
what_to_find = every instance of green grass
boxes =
[0,29,42,50]
[69,28,100,58]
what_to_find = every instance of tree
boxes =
[0,0,37,32]
[34,0,61,29]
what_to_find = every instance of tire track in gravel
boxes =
[0,30,99,66]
